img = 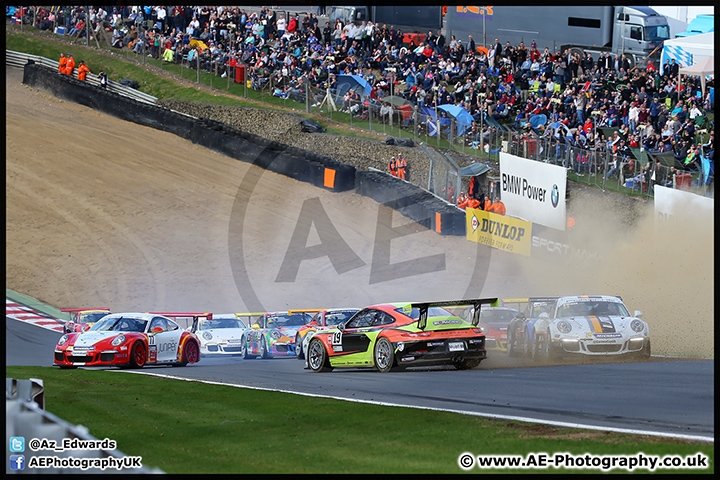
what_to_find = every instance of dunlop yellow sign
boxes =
[466,208,532,256]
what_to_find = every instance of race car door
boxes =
[147,316,184,363]
[337,309,395,363]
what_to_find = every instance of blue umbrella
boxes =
[438,104,474,136]
[529,114,547,130]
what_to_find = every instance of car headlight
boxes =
[111,335,126,346]
[557,320,572,334]
[203,332,213,341]
[630,319,644,332]
[58,334,69,346]
[269,330,281,340]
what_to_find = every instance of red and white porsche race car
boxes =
[54,312,203,369]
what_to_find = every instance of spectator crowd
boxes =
[22,5,714,192]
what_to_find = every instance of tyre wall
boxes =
[355,171,465,236]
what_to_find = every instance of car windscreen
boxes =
[200,319,245,330]
[89,316,148,333]
[78,312,110,324]
[394,306,455,320]
[324,310,359,326]
[480,309,518,326]
[264,313,310,328]
[556,301,630,318]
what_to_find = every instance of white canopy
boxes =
[679,54,715,96]
[661,32,714,74]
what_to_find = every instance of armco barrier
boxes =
[355,171,465,236]
[21,63,355,193]
[7,379,163,474]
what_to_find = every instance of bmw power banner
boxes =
[499,152,567,230]
[466,208,532,256]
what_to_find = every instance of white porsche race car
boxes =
[189,314,250,356]
[509,295,651,360]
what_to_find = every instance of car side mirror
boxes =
[308,321,319,326]
[634,310,643,318]
[338,322,346,332]
[152,327,163,333]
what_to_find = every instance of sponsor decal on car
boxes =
[432,319,463,325]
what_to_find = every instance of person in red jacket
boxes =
[76,60,90,81]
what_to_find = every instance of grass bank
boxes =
[6,366,713,474]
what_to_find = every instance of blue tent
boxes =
[335,74,372,98]
[438,104,474,137]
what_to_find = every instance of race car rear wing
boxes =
[411,298,499,330]
[148,312,213,331]
[234,312,267,328]
[288,309,324,314]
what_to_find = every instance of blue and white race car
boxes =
[507,296,650,360]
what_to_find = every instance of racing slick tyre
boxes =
[531,334,547,363]
[307,338,333,372]
[129,341,147,368]
[507,331,522,358]
[241,337,256,359]
[259,336,272,359]
[374,337,395,373]
[453,358,481,370]
[295,333,304,360]
[174,340,199,367]
[522,330,532,358]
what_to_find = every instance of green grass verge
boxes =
[6,366,713,474]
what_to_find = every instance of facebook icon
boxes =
[9,455,25,471]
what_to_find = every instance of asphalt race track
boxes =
[8,317,713,441]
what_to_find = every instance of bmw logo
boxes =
[551,184,559,208]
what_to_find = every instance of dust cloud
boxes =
[503,189,713,358]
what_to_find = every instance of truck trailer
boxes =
[445,6,670,67]
[329,6,444,35]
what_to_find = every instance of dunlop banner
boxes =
[466,208,532,256]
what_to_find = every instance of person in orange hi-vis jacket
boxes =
[77,60,90,81]
[456,192,468,210]
[489,196,506,215]
[388,156,398,177]
[467,196,481,209]
[58,53,67,74]
[64,53,76,76]
[482,195,492,211]
[396,154,407,180]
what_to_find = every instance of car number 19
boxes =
[331,331,342,345]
